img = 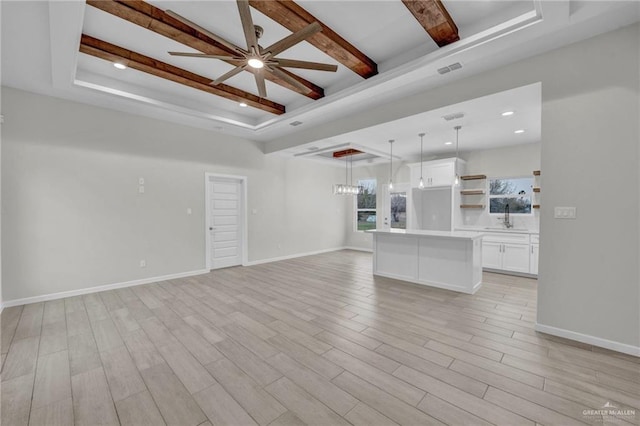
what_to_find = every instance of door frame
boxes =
[204,172,248,270]
[383,183,410,230]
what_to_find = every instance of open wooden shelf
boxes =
[533,205,540,209]
[460,174,486,181]
[460,204,485,209]
[533,170,541,176]
[460,189,485,195]
[533,187,541,193]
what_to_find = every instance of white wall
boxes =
[278,24,640,351]
[459,142,541,230]
[1,88,347,302]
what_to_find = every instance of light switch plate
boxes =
[554,206,576,219]
[138,186,145,194]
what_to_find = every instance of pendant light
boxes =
[454,125,461,186]
[333,152,362,195]
[418,133,425,189]
[388,139,395,190]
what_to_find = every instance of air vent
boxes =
[289,121,303,126]
[442,112,465,121]
[437,62,463,75]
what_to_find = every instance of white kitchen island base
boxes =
[367,229,484,294]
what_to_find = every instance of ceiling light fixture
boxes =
[113,63,127,70]
[445,141,453,145]
[388,139,395,190]
[333,152,362,196]
[454,125,462,186]
[247,58,264,69]
[239,102,248,107]
[502,111,515,116]
[514,129,525,134]
[418,133,426,190]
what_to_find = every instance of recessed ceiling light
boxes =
[444,141,453,145]
[502,111,514,116]
[247,58,264,69]
[239,102,248,108]
[514,129,525,134]
[113,63,127,70]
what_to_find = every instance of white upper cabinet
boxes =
[409,158,464,189]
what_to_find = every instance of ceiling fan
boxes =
[166,0,338,99]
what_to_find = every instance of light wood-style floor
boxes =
[2,250,639,426]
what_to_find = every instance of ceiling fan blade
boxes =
[254,69,267,98]
[275,58,338,72]
[166,10,244,54]
[168,52,242,61]
[263,22,322,57]
[211,65,246,85]
[236,0,258,52]
[268,66,310,94]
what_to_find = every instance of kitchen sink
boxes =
[484,226,528,231]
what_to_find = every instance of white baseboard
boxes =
[373,271,482,295]
[535,323,640,357]
[343,246,373,253]
[1,269,208,308]
[1,247,374,308]
[244,247,347,266]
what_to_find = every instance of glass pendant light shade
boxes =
[454,125,461,187]
[418,133,425,190]
[388,139,394,190]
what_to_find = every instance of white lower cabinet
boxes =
[482,232,536,275]
[530,244,539,275]
[482,242,503,270]
[502,243,531,273]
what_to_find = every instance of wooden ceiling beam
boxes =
[249,0,378,79]
[86,0,324,99]
[402,0,459,47]
[333,149,363,158]
[79,34,286,115]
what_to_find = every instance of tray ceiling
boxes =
[2,1,639,147]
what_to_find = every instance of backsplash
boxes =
[461,207,540,231]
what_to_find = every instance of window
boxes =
[356,179,377,231]
[489,177,533,214]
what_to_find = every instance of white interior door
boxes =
[208,177,243,269]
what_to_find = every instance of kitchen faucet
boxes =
[502,204,513,228]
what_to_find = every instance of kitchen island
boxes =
[366,229,484,294]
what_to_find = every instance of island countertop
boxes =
[366,228,484,240]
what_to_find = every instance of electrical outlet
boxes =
[138,177,145,185]
[138,186,145,194]
[139,260,146,268]
[554,206,576,219]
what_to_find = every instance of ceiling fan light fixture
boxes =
[113,62,127,70]
[247,58,264,69]
[239,102,248,107]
